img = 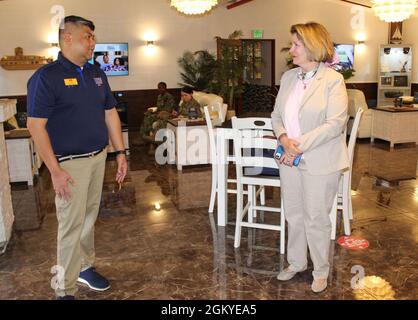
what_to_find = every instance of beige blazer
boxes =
[271,62,349,175]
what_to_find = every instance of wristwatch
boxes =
[115,150,126,156]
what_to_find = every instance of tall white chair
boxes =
[231,117,285,254]
[330,108,364,240]
[204,106,255,214]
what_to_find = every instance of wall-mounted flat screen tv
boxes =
[334,44,355,71]
[89,43,129,76]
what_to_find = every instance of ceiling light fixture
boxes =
[171,0,218,15]
[372,0,418,22]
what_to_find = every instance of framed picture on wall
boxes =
[389,22,403,44]
[380,76,393,86]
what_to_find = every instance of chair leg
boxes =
[208,164,217,213]
[348,173,354,220]
[248,185,254,223]
[260,186,266,206]
[234,183,243,248]
[330,194,338,240]
[342,190,351,236]
[342,174,351,236]
[280,197,286,254]
[252,185,258,221]
[348,196,353,220]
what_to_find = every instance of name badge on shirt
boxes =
[94,77,103,87]
[64,78,78,86]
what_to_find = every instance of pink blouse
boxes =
[284,77,315,139]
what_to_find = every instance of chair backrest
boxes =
[231,117,278,175]
[193,91,225,125]
[347,107,363,166]
[203,106,217,164]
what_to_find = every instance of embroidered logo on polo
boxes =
[94,77,103,87]
[64,78,78,86]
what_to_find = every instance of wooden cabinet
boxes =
[216,38,275,86]
[216,37,275,114]
[377,44,413,107]
[5,129,41,186]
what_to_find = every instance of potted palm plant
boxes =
[177,50,217,91]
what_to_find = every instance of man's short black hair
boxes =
[158,82,167,89]
[62,15,95,30]
[181,86,194,94]
[59,15,95,43]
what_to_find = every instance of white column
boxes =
[0,99,17,252]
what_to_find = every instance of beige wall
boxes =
[0,0,388,96]
[402,17,418,83]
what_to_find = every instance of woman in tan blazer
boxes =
[271,22,349,293]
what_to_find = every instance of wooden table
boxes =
[371,105,418,148]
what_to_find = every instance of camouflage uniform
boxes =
[156,92,176,112]
[178,98,202,118]
[140,92,176,137]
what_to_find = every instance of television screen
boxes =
[89,43,129,76]
[334,44,355,71]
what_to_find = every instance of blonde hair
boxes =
[290,22,334,63]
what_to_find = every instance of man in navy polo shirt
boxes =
[27,16,127,300]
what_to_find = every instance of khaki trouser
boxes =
[54,149,106,297]
[279,163,341,280]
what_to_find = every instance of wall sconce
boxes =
[144,39,157,56]
[357,40,365,45]
[48,42,60,61]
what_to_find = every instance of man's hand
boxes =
[51,168,75,201]
[116,154,128,184]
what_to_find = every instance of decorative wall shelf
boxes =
[0,47,52,71]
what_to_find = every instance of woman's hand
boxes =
[278,134,302,167]
[280,153,297,167]
[280,135,302,158]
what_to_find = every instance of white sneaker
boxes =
[277,267,306,281]
[311,278,328,293]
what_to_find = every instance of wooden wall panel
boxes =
[1,89,182,131]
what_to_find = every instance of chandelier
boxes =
[372,0,418,22]
[171,0,218,15]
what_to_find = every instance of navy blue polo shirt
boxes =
[27,52,117,156]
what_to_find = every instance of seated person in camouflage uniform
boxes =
[173,86,202,119]
[140,82,176,137]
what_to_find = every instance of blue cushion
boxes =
[243,148,279,176]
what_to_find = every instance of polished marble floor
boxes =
[0,134,417,300]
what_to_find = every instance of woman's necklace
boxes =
[297,66,319,90]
